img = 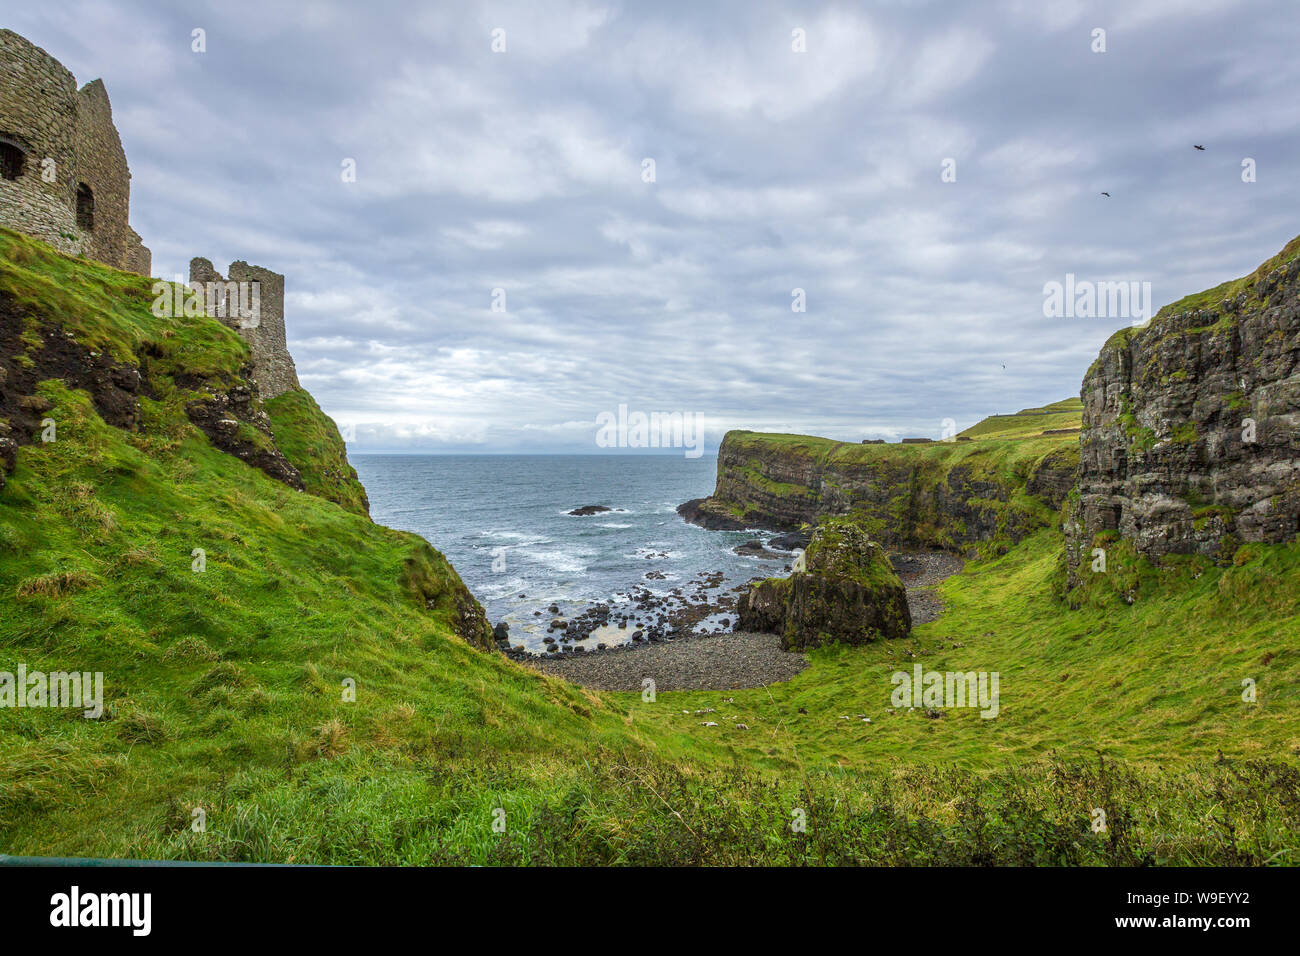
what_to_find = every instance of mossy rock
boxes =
[737,576,791,634]
[738,516,911,649]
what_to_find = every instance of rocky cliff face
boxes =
[1066,236,1300,578]
[682,422,1079,556]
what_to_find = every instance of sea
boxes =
[351,454,791,653]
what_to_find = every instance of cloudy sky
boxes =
[11,0,1300,452]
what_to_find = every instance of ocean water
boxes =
[351,455,789,652]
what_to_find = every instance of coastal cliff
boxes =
[0,225,492,651]
[1066,234,1300,577]
[681,401,1082,557]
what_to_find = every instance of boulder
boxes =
[737,517,911,650]
[769,530,812,551]
[737,577,790,633]
[676,497,750,530]
[734,539,782,559]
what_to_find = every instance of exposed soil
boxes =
[0,294,306,493]
[184,382,303,490]
[0,296,147,485]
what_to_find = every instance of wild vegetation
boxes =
[1,229,1297,865]
[696,422,1080,558]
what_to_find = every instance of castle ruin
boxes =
[0,29,150,275]
[2,30,302,403]
[190,258,300,400]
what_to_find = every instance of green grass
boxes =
[0,227,246,380]
[724,407,1080,484]
[623,530,1300,770]
[265,388,369,516]
[1,228,1298,865]
[957,398,1083,440]
[712,425,1079,556]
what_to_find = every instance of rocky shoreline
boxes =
[518,527,964,690]
[497,565,773,660]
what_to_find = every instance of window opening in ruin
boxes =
[76,182,95,230]
[0,140,24,181]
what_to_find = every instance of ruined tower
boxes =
[0,29,150,275]
[190,258,300,400]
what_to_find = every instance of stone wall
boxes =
[73,79,133,270]
[124,226,151,276]
[1065,240,1300,577]
[0,186,81,257]
[190,257,301,401]
[0,29,149,275]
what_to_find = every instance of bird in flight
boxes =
[1101,191,1110,197]
[1194,145,1206,150]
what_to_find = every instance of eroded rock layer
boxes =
[1066,237,1300,576]
[682,427,1079,556]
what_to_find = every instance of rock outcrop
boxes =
[1066,235,1300,578]
[737,517,911,649]
[683,416,1080,556]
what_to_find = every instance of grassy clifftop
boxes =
[687,407,1082,556]
[956,398,1082,440]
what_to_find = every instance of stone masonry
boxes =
[2,30,303,402]
[190,258,301,400]
[0,29,150,275]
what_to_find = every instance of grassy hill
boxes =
[957,397,1083,440]
[1,228,1298,865]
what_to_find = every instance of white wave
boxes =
[474,529,550,544]
[514,546,594,576]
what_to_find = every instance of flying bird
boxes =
[1101,191,1110,197]
[1194,145,1206,150]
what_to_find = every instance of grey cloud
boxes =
[7,0,1300,453]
